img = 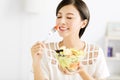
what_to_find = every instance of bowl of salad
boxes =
[55,46,85,73]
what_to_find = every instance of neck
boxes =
[59,37,85,50]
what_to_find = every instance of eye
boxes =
[57,16,62,19]
[67,17,72,19]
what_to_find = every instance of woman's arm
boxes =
[31,42,47,80]
[78,68,95,80]
[33,62,45,80]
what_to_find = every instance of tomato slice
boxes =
[54,26,59,30]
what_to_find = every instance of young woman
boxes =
[31,0,110,80]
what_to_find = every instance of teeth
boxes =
[60,27,68,31]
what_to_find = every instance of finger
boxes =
[78,62,84,69]
[58,65,62,71]
[33,41,42,46]
[31,42,44,52]
[32,47,43,54]
[58,65,72,75]
[64,68,74,75]
[41,41,46,48]
[58,65,65,74]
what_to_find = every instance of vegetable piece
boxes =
[54,26,59,30]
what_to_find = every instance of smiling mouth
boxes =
[59,27,69,31]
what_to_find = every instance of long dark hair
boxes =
[56,0,90,38]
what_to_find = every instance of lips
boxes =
[59,26,69,31]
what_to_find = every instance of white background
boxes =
[0,0,120,80]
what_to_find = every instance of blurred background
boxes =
[0,0,120,80]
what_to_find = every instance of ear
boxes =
[80,19,88,28]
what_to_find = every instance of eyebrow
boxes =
[57,12,74,16]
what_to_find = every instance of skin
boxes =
[31,42,45,80]
[31,4,106,80]
[56,5,95,80]
[56,5,106,80]
[56,5,87,50]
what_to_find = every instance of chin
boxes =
[58,32,69,37]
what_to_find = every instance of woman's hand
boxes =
[58,62,84,75]
[58,65,72,75]
[31,41,45,63]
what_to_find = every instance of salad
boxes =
[55,46,84,72]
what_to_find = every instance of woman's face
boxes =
[56,5,83,38]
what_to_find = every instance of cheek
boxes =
[67,20,76,27]
[56,18,62,25]
[69,21,80,30]
[67,22,73,27]
[56,19,59,25]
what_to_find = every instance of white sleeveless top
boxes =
[30,42,110,80]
